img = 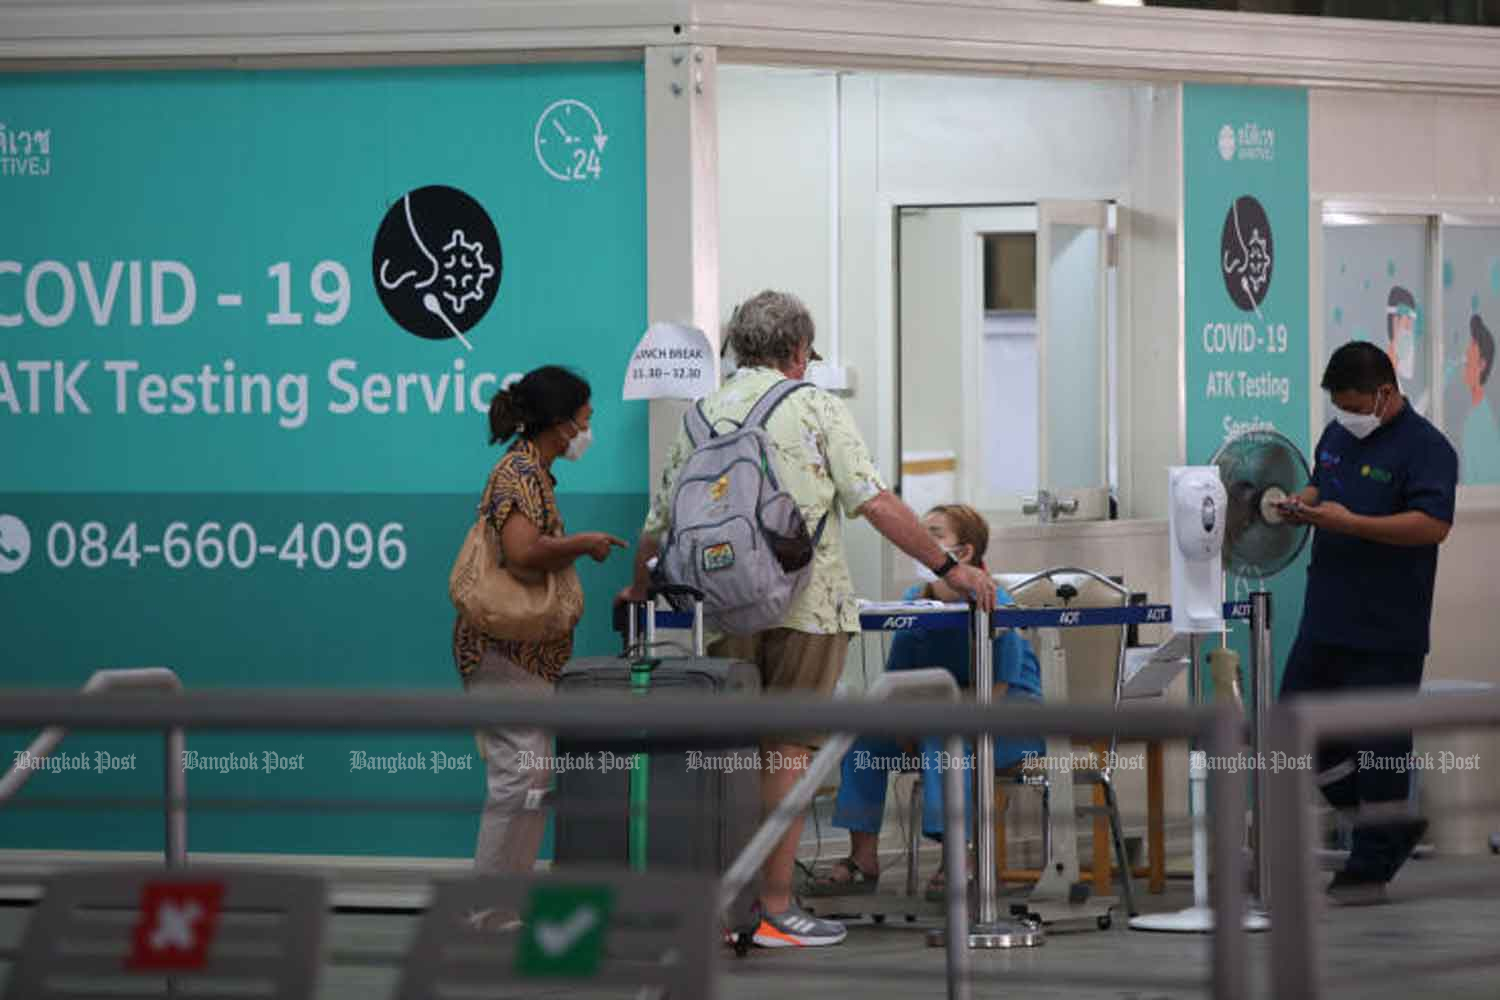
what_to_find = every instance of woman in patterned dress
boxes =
[454,365,626,929]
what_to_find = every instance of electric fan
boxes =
[1210,428,1312,581]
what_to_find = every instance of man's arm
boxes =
[859,490,997,610]
[616,425,690,605]
[1296,504,1450,546]
[619,531,661,603]
[861,490,950,568]
[1312,507,1450,546]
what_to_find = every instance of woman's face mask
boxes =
[913,545,964,582]
[563,420,593,461]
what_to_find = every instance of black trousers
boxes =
[1280,635,1426,882]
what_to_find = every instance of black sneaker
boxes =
[1326,872,1388,907]
[1394,818,1430,865]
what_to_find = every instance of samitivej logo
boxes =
[1218,121,1275,163]
[1,123,51,178]
[1221,195,1274,317]
[371,185,501,350]
[1217,124,1236,161]
[1361,465,1393,483]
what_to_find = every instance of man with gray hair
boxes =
[620,289,996,948]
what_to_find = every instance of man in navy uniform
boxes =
[1277,341,1458,906]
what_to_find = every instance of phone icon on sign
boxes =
[0,515,32,573]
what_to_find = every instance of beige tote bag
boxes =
[449,474,584,643]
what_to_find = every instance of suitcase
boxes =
[553,586,763,951]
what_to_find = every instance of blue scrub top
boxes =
[1302,401,1457,654]
[885,583,1042,697]
[1460,397,1500,484]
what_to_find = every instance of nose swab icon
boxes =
[423,293,472,351]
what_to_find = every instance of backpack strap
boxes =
[745,378,813,431]
[811,509,830,547]
[684,399,715,446]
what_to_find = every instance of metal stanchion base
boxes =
[924,922,1045,949]
[1128,905,1269,933]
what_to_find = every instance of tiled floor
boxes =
[1,854,1496,999]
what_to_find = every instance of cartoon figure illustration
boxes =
[1459,314,1500,483]
[1384,286,1428,414]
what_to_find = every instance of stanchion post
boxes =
[1267,703,1320,999]
[1208,706,1249,1000]
[943,733,973,1000]
[164,727,186,867]
[964,604,1042,950]
[972,603,998,928]
[1250,591,1273,907]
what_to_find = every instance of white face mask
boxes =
[563,422,593,462]
[913,547,961,582]
[1332,391,1386,440]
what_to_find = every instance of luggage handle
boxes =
[618,588,706,658]
[647,583,705,605]
[622,638,696,662]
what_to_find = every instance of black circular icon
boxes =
[1220,195,1274,314]
[372,185,502,342]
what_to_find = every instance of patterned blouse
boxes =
[643,366,888,634]
[452,439,573,682]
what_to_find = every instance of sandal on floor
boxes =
[803,857,880,897]
[924,865,975,902]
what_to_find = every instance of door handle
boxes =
[1022,491,1079,524]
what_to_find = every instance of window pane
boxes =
[984,313,1039,499]
[1045,223,1104,491]
[984,234,1037,312]
[1321,222,1430,418]
[1441,225,1500,484]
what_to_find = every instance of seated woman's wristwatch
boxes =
[932,553,959,578]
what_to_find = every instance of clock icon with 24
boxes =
[533,99,609,182]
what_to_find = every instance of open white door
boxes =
[1033,199,1112,522]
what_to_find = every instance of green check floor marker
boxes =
[515,884,615,978]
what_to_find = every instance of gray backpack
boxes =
[655,379,829,635]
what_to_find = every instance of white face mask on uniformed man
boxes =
[1332,387,1388,440]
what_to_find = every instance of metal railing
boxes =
[0,667,186,867]
[0,687,1251,1000]
[1266,686,1500,999]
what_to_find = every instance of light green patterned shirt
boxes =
[644,367,888,634]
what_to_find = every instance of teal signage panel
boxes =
[1183,84,1310,691]
[0,63,647,857]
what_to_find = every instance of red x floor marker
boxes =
[128,881,224,971]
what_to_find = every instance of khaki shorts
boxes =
[709,628,851,751]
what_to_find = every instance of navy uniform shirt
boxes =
[1301,400,1457,654]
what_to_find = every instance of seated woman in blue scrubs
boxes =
[808,503,1042,899]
